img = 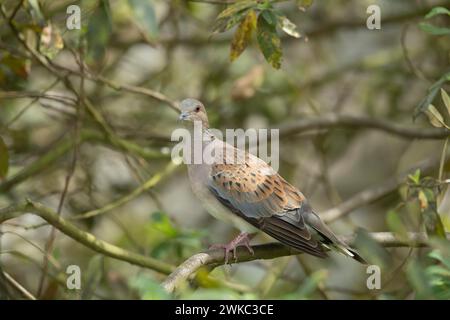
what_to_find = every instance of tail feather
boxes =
[307,211,367,264]
[346,247,368,264]
[331,243,367,264]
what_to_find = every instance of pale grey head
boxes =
[179,98,209,128]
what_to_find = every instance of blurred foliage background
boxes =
[0,0,450,300]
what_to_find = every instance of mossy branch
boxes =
[0,200,175,275]
[161,232,450,293]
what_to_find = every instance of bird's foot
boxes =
[209,232,255,264]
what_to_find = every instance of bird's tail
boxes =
[339,245,367,264]
[307,211,368,264]
[322,242,367,264]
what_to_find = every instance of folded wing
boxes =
[207,149,328,258]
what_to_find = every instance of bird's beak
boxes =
[179,112,189,121]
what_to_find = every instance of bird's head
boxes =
[178,98,209,128]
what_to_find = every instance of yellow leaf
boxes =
[441,89,450,117]
[297,0,314,11]
[425,104,445,128]
[230,10,257,61]
[279,16,301,38]
[216,0,255,20]
[418,190,429,210]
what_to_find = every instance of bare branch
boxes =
[321,155,446,222]
[279,114,449,140]
[49,65,180,112]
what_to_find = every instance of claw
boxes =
[209,232,254,264]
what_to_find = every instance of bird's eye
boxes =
[195,106,200,112]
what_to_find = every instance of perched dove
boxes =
[179,98,365,264]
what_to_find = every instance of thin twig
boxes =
[3,271,36,300]
[3,80,62,130]
[0,91,77,105]
[0,130,166,193]
[49,64,180,112]
[72,162,178,219]
[400,24,429,82]
[36,47,86,297]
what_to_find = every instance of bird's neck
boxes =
[183,123,217,166]
[185,122,215,142]
[202,128,215,141]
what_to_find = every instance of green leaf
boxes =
[426,265,450,280]
[408,169,421,185]
[425,247,450,299]
[0,136,9,179]
[27,0,46,26]
[425,6,450,19]
[407,260,435,299]
[353,229,392,268]
[128,0,158,39]
[441,89,450,117]
[419,22,450,36]
[212,0,256,33]
[150,212,178,238]
[429,250,450,270]
[425,104,446,128]
[216,0,256,20]
[419,188,446,239]
[296,0,314,11]
[212,10,247,34]
[414,72,450,117]
[256,12,282,69]
[296,269,327,298]
[423,207,446,239]
[386,210,409,241]
[278,15,301,38]
[86,0,112,65]
[181,288,248,300]
[261,10,278,26]
[230,10,257,61]
[129,274,170,300]
[81,255,104,299]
